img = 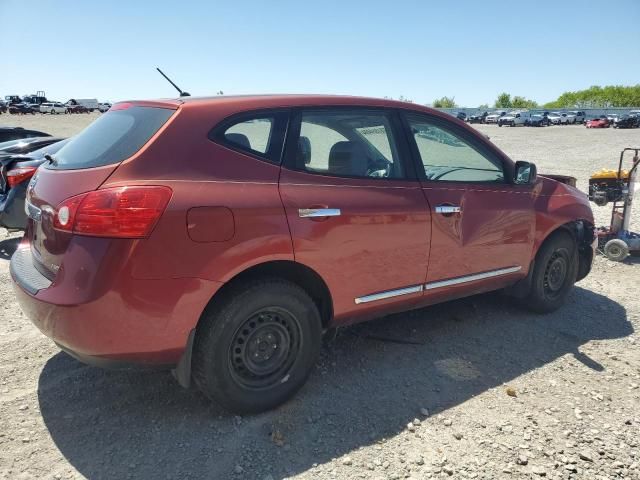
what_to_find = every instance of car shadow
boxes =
[37,286,632,480]
[0,235,20,260]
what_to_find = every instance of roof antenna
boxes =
[156,67,190,97]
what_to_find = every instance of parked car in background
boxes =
[467,111,488,124]
[66,98,99,112]
[498,111,528,127]
[98,102,112,113]
[568,111,586,124]
[485,111,506,123]
[564,112,577,124]
[548,112,569,125]
[606,113,619,124]
[0,136,62,157]
[0,127,51,143]
[586,116,610,128]
[454,112,467,121]
[0,138,69,230]
[4,95,21,105]
[40,102,67,114]
[66,103,90,114]
[526,113,550,127]
[0,101,8,114]
[22,94,48,105]
[11,95,596,413]
[612,114,639,129]
[8,103,35,115]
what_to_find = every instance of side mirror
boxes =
[514,161,537,185]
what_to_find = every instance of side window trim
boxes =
[209,109,290,165]
[400,111,512,184]
[282,106,417,181]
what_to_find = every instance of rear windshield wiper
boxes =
[44,153,58,166]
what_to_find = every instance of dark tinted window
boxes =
[49,106,174,170]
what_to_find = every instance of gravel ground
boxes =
[0,115,638,480]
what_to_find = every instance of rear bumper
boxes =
[10,244,222,366]
[55,341,172,370]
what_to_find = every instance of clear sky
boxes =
[2,1,639,106]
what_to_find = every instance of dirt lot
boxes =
[0,114,638,480]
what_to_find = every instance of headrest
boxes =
[225,133,251,150]
[328,141,367,177]
[298,136,312,165]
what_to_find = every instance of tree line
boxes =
[428,85,640,109]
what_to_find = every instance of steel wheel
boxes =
[543,250,569,299]
[228,307,301,390]
[519,232,578,313]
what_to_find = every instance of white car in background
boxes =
[66,98,99,112]
[568,111,586,123]
[98,102,112,113]
[548,112,569,125]
[484,111,506,124]
[40,102,67,114]
[498,111,529,127]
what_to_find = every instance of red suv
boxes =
[11,95,596,412]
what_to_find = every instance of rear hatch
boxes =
[25,103,177,280]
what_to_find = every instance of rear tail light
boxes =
[7,166,38,188]
[53,186,172,238]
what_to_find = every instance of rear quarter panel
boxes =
[102,104,294,283]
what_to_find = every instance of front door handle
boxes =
[299,208,341,218]
[435,205,461,214]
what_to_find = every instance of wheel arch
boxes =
[535,219,595,282]
[174,260,333,389]
[507,219,593,300]
[199,260,333,330]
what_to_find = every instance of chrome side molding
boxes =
[355,285,423,304]
[354,266,522,304]
[425,266,522,290]
[298,208,341,218]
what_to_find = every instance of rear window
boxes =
[49,106,174,170]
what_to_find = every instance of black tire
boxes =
[521,231,578,313]
[192,278,322,413]
[604,239,629,262]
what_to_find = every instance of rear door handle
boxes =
[298,208,341,218]
[435,205,461,214]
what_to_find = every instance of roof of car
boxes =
[120,94,441,114]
